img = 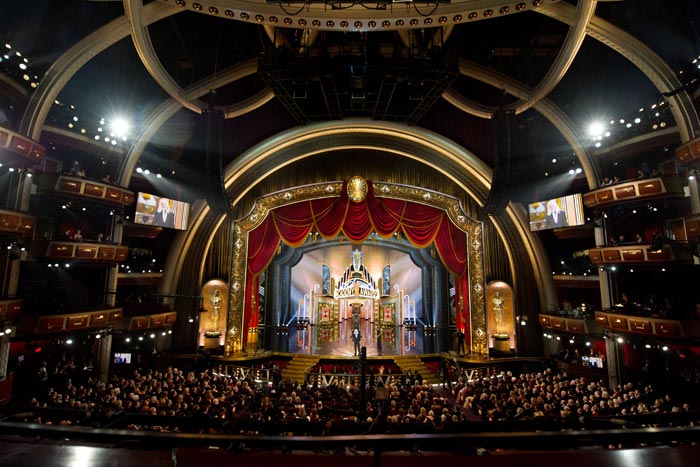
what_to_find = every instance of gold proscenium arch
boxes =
[225,180,487,358]
[162,120,555,357]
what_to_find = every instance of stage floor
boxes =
[270,319,435,357]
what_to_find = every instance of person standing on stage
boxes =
[352,328,362,356]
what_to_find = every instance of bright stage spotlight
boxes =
[588,121,605,138]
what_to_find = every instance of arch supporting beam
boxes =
[118,59,271,186]
[503,0,597,114]
[446,59,598,188]
[20,1,180,141]
[538,1,699,142]
[123,0,208,115]
[160,120,557,319]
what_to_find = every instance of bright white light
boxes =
[156,173,162,179]
[552,158,557,163]
[568,169,575,175]
[4,328,10,334]
[634,117,641,124]
[575,168,582,174]
[645,344,651,349]
[125,337,131,343]
[588,121,605,137]
[617,337,624,344]
[66,339,73,345]
[150,333,155,339]
[143,169,150,175]
[662,346,668,351]
[111,118,130,137]
[136,167,143,173]
[138,336,144,341]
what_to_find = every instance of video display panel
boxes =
[135,192,189,230]
[528,193,585,231]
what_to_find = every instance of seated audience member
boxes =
[72,229,83,241]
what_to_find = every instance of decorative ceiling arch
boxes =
[118,58,272,186]
[20,1,180,140]
[444,59,597,188]
[537,1,699,141]
[501,0,596,115]
[160,119,556,329]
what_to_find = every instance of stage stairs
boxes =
[392,356,441,385]
[281,354,320,384]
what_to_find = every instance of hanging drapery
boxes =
[243,180,470,342]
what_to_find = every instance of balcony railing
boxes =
[31,240,128,262]
[34,173,134,206]
[0,208,33,235]
[0,298,23,322]
[0,126,45,166]
[594,311,700,338]
[582,176,684,209]
[586,243,694,265]
[675,135,700,166]
[33,307,123,334]
[538,313,601,335]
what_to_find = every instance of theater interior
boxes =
[1,0,700,465]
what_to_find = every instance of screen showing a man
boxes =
[153,197,176,228]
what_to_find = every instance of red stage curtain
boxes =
[243,180,471,343]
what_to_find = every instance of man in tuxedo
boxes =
[153,197,176,228]
[544,198,568,229]
[352,328,362,356]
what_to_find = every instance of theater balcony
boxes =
[585,243,695,265]
[0,126,45,167]
[29,240,129,263]
[538,313,602,335]
[582,176,685,210]
[594,310,700,340]
[0,208,34,236]
[675,135,700,168]
[33,173,135,206]
[0,298,23,324]
[25,307,123,336]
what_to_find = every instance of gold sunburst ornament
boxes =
[347,176,368,202]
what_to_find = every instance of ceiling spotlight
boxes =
[143,169,150,175]
[569,169,575,175]
[588,121,605,137]
[156,173,162,179]
[111,117,130,137]
[125,337,131,343]
[136,167,143,173]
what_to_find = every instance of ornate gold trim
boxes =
[225,180,486,357]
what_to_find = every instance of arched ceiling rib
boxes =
[159,119,556,311]
[124,0,208,114]
[448,59,598,188]
[537,1,699,141]
[503,0,596,115]
[20,1,179,140]
[118,58,270,186]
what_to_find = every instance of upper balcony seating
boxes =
[583,176,684,210]
[33,173,134,206]
[0,126,45,166]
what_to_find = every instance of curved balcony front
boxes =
[0,298,23,322]
[31,240,129,263]
[32,307,123,335]
[582,176,684,210]
[34,174,135,206]
[0,126,45,166]
[675,136,700,167]
[594,311,700,339]
[538,313,601,335]
[0,208,34,236]
[586,244,694,265]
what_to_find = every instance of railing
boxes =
[582,176,684,209]
[0,126,45,165]
[539,313,601,335]
[31,240,129,262]
[0,208,33,235]
[33,173,134,206]
[594,310,700,338]
[586,243,694,264]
